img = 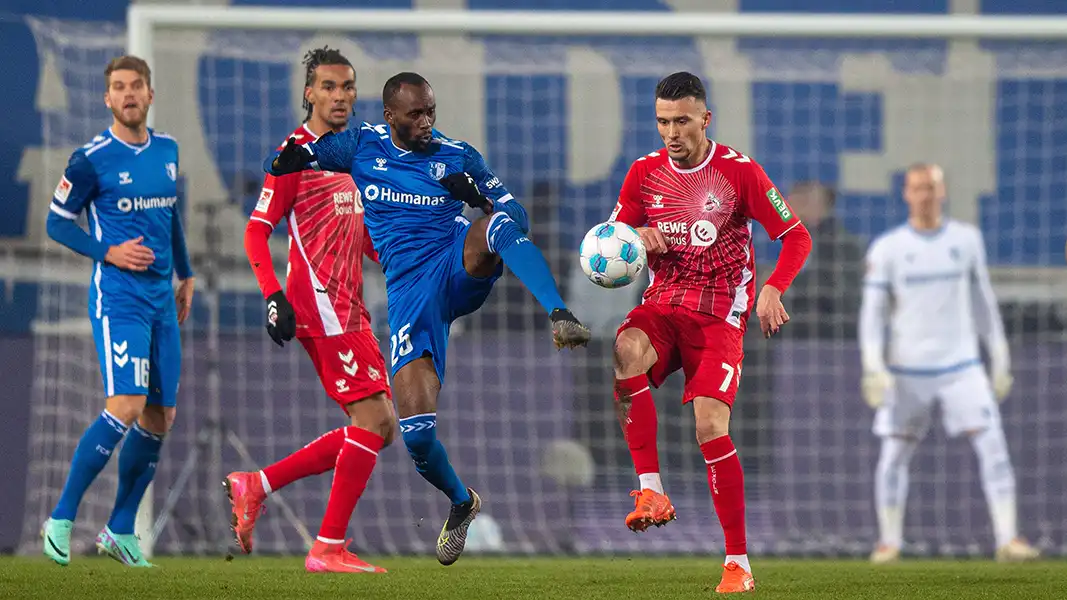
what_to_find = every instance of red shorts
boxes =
[299,330,391,411]
[618,303,745,406]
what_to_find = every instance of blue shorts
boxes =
[89,274,182,406]
[386,219,503,382]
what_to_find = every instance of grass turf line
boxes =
[1,556,1065,599]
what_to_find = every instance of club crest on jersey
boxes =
[429,161,447,181]
[704,192,722,212]
[166,163,177,181]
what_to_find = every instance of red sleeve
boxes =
[765,223,812,294]
[362,230,380,264]
[609,160,647,227]
[245,173,298,299]
[740,161,802,240]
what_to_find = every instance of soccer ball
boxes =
[579,221,647,289]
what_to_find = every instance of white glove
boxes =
[861,371,894,409]
[992,370,1014,402]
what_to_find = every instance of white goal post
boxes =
[21,5,1066,559]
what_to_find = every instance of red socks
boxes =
[317,426,384,542]
[262,427,346,492]
[701,435,747,555]
[614,375,660,475]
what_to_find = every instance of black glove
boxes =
[266,291,296,347]
[272,137,314,174]
[441,172,493,214]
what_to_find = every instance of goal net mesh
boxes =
[19,15,1067,557]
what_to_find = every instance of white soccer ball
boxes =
[579,221,647,289]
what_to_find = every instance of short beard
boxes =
[111,105,147,130]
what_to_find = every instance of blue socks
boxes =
[52,410,128,521]
[107,423,164,534]
[486,212,566,314]
[400,414,471,505]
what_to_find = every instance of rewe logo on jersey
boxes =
[117,196,178,213]
[332,190,363,216]
[362,184,447,207]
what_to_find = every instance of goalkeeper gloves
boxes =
[992,371,1014,402]
[441,172,493,214]
[861,371,894,409]
[272,137,314,175]
[265,291,296,347]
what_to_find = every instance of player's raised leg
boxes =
[613,315,675,532]
[394,357,479,566]
[460,213,590,349]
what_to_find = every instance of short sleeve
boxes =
[740,161,801,240]
[610,160,647,227]
[250,172,299,229]
[49,150,98,220]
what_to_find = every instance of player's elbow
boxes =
[782,222,813,255]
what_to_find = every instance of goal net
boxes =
[19,9,1067,558]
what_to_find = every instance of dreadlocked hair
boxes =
[302,46,355,121]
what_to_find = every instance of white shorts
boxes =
[873,364,1000,439]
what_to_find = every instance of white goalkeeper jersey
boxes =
[859,220,1008,375]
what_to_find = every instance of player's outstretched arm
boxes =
[263,129,358,176]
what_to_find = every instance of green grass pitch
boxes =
[2,555,1066,599]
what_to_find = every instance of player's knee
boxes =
[139,405,175,435]
[692,396,731,444]
[613,330,652,377]
[105,394,148,427]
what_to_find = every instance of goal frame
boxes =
[122,4,1067,556]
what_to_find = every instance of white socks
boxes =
[875,436,918,548]
[638,472,664,494]
[259,470,273,495]
[725,554,751,573]
[970,426,1018,548]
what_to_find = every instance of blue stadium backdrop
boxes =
[3,0,1065,557]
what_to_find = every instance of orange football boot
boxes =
[715,561,756,593]
[625,488,677,532]
[224,471,267,554]
[305,539,387,573]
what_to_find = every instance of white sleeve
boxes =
[859,238,891,373]
[969,229,1010,373]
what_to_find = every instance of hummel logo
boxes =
[119,172,133,185]
[374,158,388,171]
[338,350,358,375]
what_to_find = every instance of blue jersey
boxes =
[284,123,525,285]
[47,127,193,290]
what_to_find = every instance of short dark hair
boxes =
[655,71,706,104]
[105,55,151,87]
[302,46,355,120]
[383,72,430,107]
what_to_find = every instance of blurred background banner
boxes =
[2,0,1065,557]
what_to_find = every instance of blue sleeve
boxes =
[171,204,193,279]
[463,143,529,233]
[45,150,110,263]
[263,127,361,175]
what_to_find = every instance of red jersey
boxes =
[249,124,378,338]
[610,141,801,328]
